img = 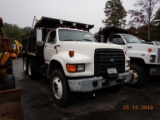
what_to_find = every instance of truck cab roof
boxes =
[97,26,137,43]
[98,26,135,35]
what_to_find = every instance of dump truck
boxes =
[22,16,132,107]
[97,26,160,88]
[0,17,23,120]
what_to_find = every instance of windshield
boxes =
[123,34,142,43]
[154,41,160,46]
[146,41,160,46]
[58,29,96,42]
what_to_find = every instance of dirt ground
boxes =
[13,58,160,120]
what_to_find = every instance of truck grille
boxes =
[94,49,125,76]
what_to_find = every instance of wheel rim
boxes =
[23,58,26,71]
[128,69,139,84]
[51,76,63,99]
[28,63,31,76]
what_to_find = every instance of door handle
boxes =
[54,45,60,49]
[128,46,132,48]
[54,45,61,54]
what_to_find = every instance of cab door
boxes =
[44,30,57,64]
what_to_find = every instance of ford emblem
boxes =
[110,59,115,63]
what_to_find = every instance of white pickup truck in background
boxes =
[97,26,160,88]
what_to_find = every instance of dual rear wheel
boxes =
[23,57,38,80]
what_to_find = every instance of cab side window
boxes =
[48,31,56,43]
[112,37,119,44]
[112,35,125,45]
[118,36,125,45]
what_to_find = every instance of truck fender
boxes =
[48,58,66,78]
[130,57,145,66]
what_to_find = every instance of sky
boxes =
[0,0,137,34]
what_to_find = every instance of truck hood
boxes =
[59,41,123,52]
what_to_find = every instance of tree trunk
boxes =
[148,0,151,39]
[148,23,150,39]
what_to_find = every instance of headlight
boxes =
[150,55,156,63]
[77,64,85,72]
[66,64,85,72]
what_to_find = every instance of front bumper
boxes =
[68,71,132,92]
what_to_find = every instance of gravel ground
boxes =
[13,58,160,120]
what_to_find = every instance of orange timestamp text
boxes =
[123,105,154,110]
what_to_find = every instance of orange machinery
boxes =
[0,17,23,120]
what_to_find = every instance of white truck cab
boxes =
[22,17,132,107]
[98,26,160,88]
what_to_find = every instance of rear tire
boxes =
[23,57,28,75]
[28,59,38,80]
[126,64,146,88]
[3,75,15,90]
[50,69,71,107]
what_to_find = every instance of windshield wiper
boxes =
[61,39,74,41]
[128,42,137,43]
[61,39,93,42]
[83,39,92,41]
[61,39,83,42]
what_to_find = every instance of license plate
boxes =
[107,68,117,74]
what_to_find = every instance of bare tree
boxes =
[129,0,160,39]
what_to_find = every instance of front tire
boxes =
[50,69,71,107]
[126,64,146,88]
[3,75,15,90]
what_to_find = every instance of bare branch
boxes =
[128,0,160,39]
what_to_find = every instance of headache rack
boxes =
[34,16,94,31]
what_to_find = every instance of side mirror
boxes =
[0,17,3,27]
[141,40,146,43]
[36,29,42,41]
